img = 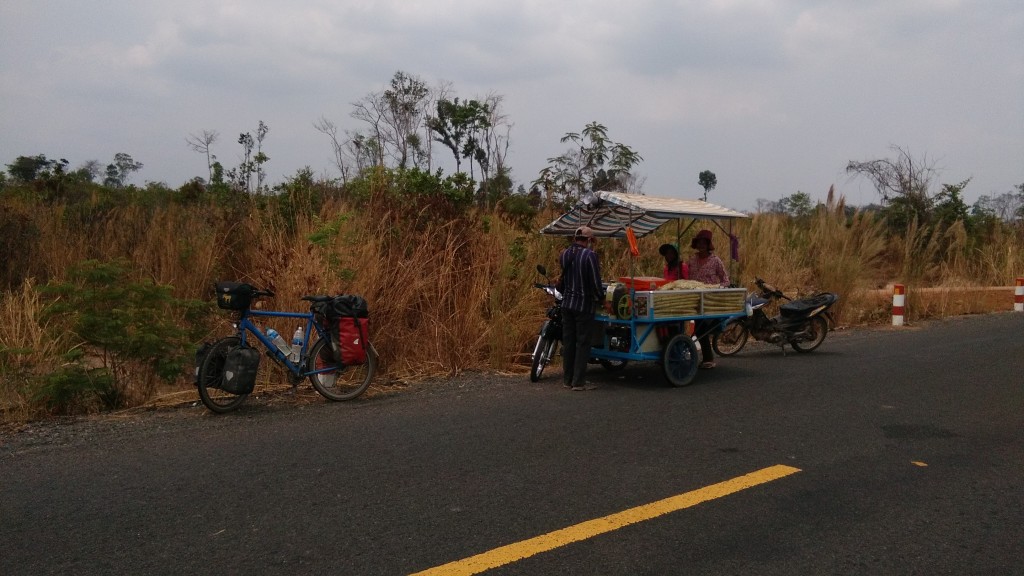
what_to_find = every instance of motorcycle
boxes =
[712,277,838,355]
[530,265,563,382]
[529,264,627,382]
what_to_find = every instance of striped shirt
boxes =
[559,243,602,312]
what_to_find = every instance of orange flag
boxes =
[625,227,640,257]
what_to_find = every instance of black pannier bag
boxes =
[313,295,369,365]
[215,282,256,310]
[220,346,260,394]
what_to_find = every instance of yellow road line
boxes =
[410,464,801,576]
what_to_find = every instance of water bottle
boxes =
[290,326,304,363]
[266,328,290,356]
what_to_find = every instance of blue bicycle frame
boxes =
[236,308,332,377]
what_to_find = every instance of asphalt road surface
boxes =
[2,313,1022,575]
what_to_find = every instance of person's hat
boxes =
[658,243,678,256]
[574,225,595,239]
[690,229,715,250]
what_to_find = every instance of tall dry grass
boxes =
[2,188,1023,420]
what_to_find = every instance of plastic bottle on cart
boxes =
[266,328,290,356]
[290,326,304,363]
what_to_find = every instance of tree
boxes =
[314,116,352,185]
[933,178,972,229]
[779,191,814,218]
[351,71,432,170]
[478,92,513,183]
[254,121,270,192]
[76,160,103,183]
[237,132,254,192]
[7,154,56,182]
[846,145,938,229]
[533,122,643,204]
[103,153,143,188]
[972,183,1024,224]
[698,170,717,201]
[186,130,219,183]
[427,97,490,176]
[382,71,429,169]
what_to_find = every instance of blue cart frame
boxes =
[540,191,750,386]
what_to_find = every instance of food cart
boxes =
[540,191,750,387]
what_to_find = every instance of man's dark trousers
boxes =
[561,307,594,386]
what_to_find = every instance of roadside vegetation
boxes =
[1,71,1022,422]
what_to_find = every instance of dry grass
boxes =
[0,279,62,420]
[2,188,1023,420]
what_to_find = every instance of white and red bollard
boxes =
[892,284,906,326]
[1015,277,1023,312]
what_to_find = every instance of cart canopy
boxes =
[539,191,749,238]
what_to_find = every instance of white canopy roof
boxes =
[539,191,749,238]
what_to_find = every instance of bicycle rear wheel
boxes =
[197,337,250,413]
[308,337,376,401]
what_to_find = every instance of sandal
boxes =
[700,361,716,370]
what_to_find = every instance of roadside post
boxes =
[892,284,906,326]
[1015,277,1023,312]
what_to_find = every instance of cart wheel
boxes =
[662,333,699,387]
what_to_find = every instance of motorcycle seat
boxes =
[779,293,837,317]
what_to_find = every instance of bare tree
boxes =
[846,145,937,226]
[479,92,512,183]
[186,130,219,183]
[350,94,388,168]
[313,116,352,185]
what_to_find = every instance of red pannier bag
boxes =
[315,294,370,366]
[336,316,369,365]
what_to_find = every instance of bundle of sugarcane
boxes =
[652,292,701,318]
[701,289,747,314]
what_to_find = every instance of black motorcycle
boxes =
[713,277,838,355]
[530,265,563,382]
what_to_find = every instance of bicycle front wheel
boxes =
[308,337,377,401]
[197,337,250,413]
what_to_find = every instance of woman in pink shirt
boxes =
[687,230,729,287]
[688,230,729,369]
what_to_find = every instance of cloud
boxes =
[1,0,1021,208]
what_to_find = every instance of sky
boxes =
[1,0,1022,212]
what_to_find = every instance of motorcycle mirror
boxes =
[537,264,547,276]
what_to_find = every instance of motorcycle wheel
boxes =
[662,333,699,387]
[530,334,557,382]
[713,322,749,356]
[599,359,629,371]
[791,316,828,352]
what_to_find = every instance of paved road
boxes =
[2,313,1022,575]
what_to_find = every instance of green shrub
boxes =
[38,259,201,413]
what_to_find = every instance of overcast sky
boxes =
[1,0,1021,211]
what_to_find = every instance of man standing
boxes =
[559,226,603,391]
